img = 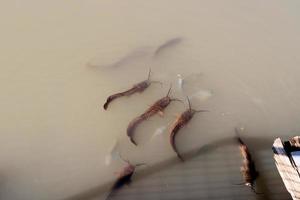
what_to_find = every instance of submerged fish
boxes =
[103,69,157,110]
[112,162,135,190]
[169,97,207,161]
[106,157,145,199]
[235,128,262,194]
[153,37,183,57]
[88,46,152,69]
[127,86,181,145]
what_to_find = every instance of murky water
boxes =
[1,0,300,199]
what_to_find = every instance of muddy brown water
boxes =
[1,0,300,199]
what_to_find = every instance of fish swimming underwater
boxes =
[235,128,262,194]
[106,156,145,199]
[127,86,181,145]
[87,46,152,69]
[103,69,159,110]
[169,97,207,161]
[153,37,183,57]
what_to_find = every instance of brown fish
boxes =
[106,156,145,199]
[127,86,181,145]
[103,69,159,110]
[170,97,207,161]
[235,128,262,194]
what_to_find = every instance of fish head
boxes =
[159,96,171,108]
[143,80,151,87]
[136,80,150,91]
[188,109,198,118]
[180,109,194,121]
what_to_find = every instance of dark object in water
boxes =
[103,69,155,110]
[153,37,183,57]
[235,128,262,195]
[170,97,207,161]
[107,157,145,199]
[87,46,151,69]
[127,86,181,145]
[111,162,135,190]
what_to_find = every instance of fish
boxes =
[87,46,152,69]
[235,128,262,194]
[103,69,158,110]
[111,161,136,190]
[127,86,181,145]
[169,97,207,161]
[153,37,183,57]
[106,156,145,199]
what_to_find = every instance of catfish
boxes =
[169,97,207,161]
[127,86,181,145]
[103,69,159,110]
[235,128,262,194]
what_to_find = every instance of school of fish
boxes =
[101,39,263,198]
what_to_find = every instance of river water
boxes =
[1,0,300,200]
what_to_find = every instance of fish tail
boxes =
[103,87,139,110]
[130,137,137,146]
[103,100,110,110]
[103,93,125,110]
[170,130,184,161]
[153,37,182,57]
[103,96,113,110]
[127,116,144,145]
